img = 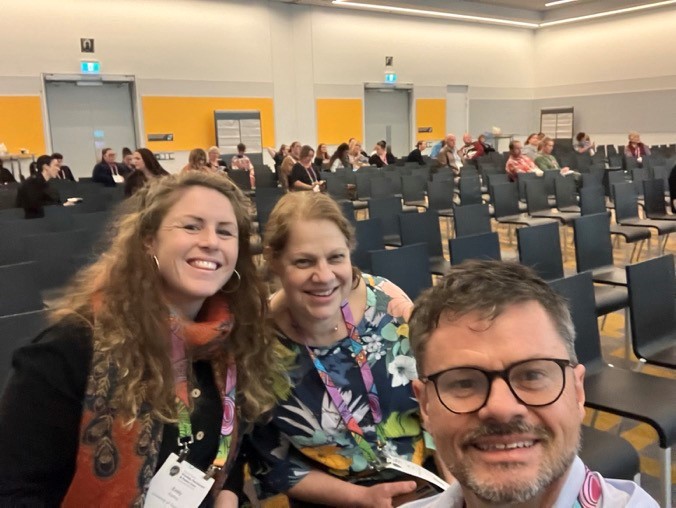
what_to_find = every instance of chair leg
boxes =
[507,224,514,245]
[589,410,599,428]
[600,314,608,330]
[562,227,568,262]
[659,447,672,508]
[624,308,631,360]
[660,233,670,255]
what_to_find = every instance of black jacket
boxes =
[92,162,131,186]
[15,173,61,218]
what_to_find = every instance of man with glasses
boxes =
[405,260,656,507]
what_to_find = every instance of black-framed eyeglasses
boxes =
[420,358,574,414]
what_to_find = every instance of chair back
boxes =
[579,186,607,216]
[517,172,537,200]
[517,221,564,281]
[0,310,49,390]
[399,211,443,258]
[367,197,402,239]
[355,172,373,200]
[643,178,667,216]
[0,228,26,266]
[459,176,482,205]
[549,272,604,372]
[573,213,614,272]
[324,173,350,201]
[426,180,454,211]
[612,182,640,222]
[525,179,551,214]
[353,219,384,272]
[369,243,432,301]
[228,170,252,191]
[0,262,44,316]
[491,183,521,218]
[253,167,277,188]
[631,168,650,196]
[554,175,577,209]
[543,170,558,196]
[453,203,491,238]
[370,176,394,198]
[449,232,501,265]
[581,170,603,189]
[401,175,426,203]
[626,254,675,358]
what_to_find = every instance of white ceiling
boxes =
[275,0,676,27]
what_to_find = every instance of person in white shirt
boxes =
[405,260,658,508]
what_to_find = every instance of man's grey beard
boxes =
[447,420,581,504]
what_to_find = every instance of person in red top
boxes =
[457,133,485,162]
[624,131,651,163]
[505,140,542,182]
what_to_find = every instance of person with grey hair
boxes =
[404,260,656,507]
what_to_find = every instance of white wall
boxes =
[2,0,676,151]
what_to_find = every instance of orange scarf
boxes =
[62,293,235,507]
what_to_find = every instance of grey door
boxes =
[364,88,411,160]
[45,80,137,179]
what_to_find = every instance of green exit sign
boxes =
[80,61,100,74]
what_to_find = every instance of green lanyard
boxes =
[175,365,237,478]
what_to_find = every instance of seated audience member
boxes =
[348,137,369,158]
[624,131,651,164]
[0,159,16,183]
[521,133,540,161]
[92,148,131,186]
[430,139,445,158]
[314,143,330,170]
[121,147,134,172]
[575,132,596,155]
[477,134,495,154]
[457,133,485,162]
[181,148,209,174]
[348,139,369,169]
[0,171,288,507]
[369,140,396,168]
[288,145,323,192]
[329,143,350,172]
[248,192,440,506]
[266,144,288,170]
[207,146,226,172]
[407,140,427,165]
[231,143,255,187]
[280,141,301,191]
[505,140,542,181]
[534,137,572,174]
[16,154,68,218]
[407,260,658,507]
[436,133,462,176]
[51,153,75,181]
[124,147,169,197]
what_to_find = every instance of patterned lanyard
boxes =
[299,300,384,465]
[574,466,602,507]
[176,364,237,477]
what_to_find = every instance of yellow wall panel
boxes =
[316,99,363,145]
[141,97,275,152]
[0,96,46,155]
[415,99,446,142]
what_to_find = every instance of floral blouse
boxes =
[248,274,427,497]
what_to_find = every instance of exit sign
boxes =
[80,60,101,74]
[385,72,397,83]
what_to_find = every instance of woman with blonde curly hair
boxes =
[0,171,287,507]
[247,192,445,507]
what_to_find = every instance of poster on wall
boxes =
[540,107,574,140]
[213,111,264,167]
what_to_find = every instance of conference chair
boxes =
[228,170,254,196]
[369,243,432,301]
[369,176,394,199]
[579,427,640,483]
[323,172,350,202]
[453,203,491,238]
[553,175,580,213]
[0,262,44,316]
[449,232,501,265]
[367,197,404,247]
[401,175,427,210]
[613,182,676,255]
[253,166,277,188]
[458,176,482,205]
[526,179,579,255]
[579,186,649,263]
[352,219,384,273]
[491,183,556,243]
[516,172,537,201]
[642,178,676,221]
[338,199,357,228]
[0,228,26,266]
[550,272,676,508]
[399,210,450,276]
[626,254,676,370]
[426,180,455,238]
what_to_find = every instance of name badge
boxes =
[144,453,214,508]
[112,174,125,183]
[384,455,450,492]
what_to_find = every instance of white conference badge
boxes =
[144,453,214,508]
[384,455,450,492]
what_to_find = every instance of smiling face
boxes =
[149,186,239,319]
[272,219,353,325]
[413,301,585,505]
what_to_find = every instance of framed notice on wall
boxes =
[540,107,574,140]
[214,110,263,167]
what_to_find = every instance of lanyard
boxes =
[303,164,317,183]
[175,363,237,477]
[299,300,385,466]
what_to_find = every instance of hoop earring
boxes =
[153,255,160,269]
[220,269,241,294]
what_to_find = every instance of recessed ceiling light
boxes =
[331,0,539,28]
[545,0,578,6]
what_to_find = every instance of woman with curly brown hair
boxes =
[0,171,287,507]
